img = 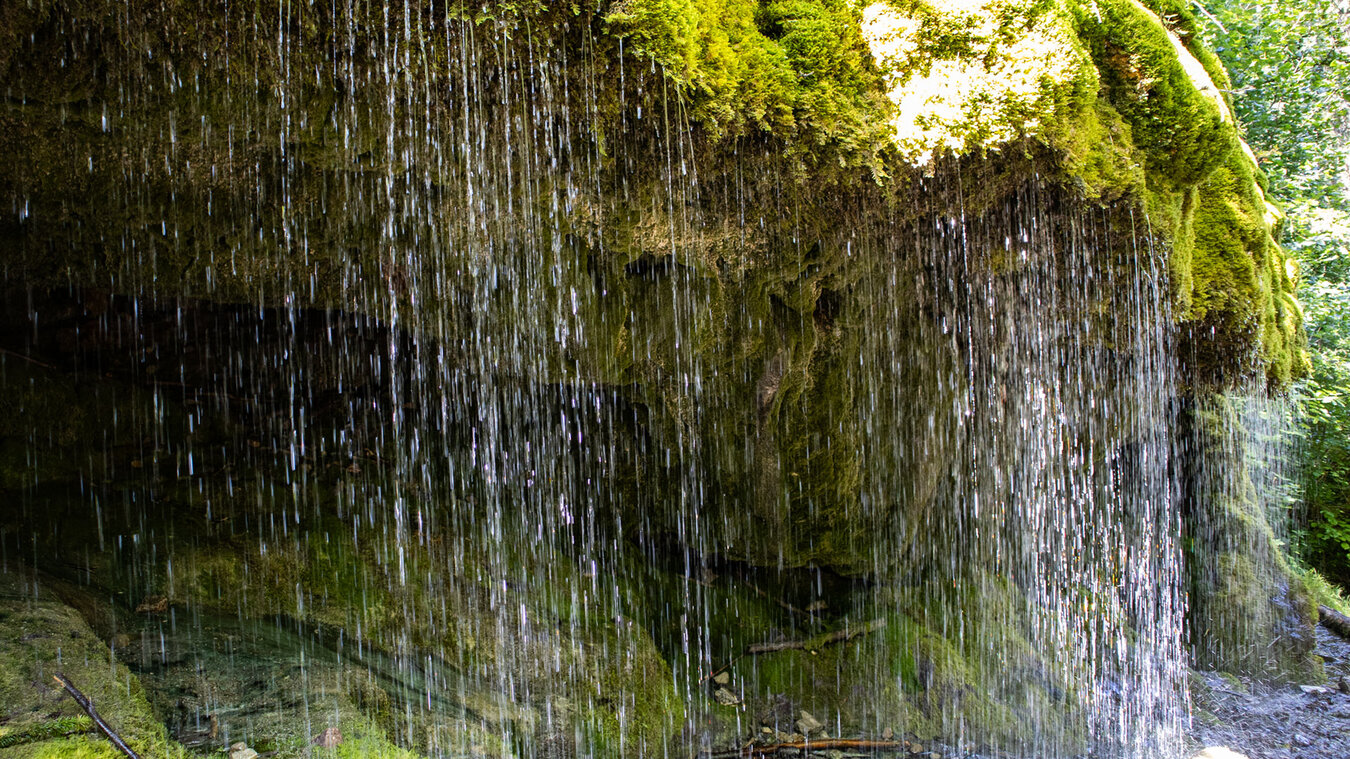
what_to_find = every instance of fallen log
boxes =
[1320,605,1350,640]
[703,618,888,684]
[745,618,887,655]
[698,738,907,758]
[52,674,142,759]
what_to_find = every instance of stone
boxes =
[1299,684,1332,695]
[713,687,741,706]
[134,595,168,613]
[229,743,258,759]
[1190,749,1250,759]
[1339,676,1350,693]
[1292,732,1313,747]
[312,727,343,748]
[881,726,894,740]
[795,710,823,735]
[712,671,730,686]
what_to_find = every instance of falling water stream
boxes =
[0,3,1302,759]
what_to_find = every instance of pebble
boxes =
[312,727,343,748]
[712,671,731,686]
[1292,732,1313,747]
[713,686,741,706]
[228,743,258,759]
[1299,684,1332,695]
[795,710,823,735]
[1190,748,1250,759]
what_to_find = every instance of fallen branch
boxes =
[52,674,142,759]
[745,618,887,655]
[1189,0,1228,34]
[699,654,745,684]
[1320,605,1350,640]
[0,347,55,370]
[698,738,907,758]
[703,619,888,684]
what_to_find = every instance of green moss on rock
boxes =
[1184,396,1322,682]
[0,573,187,758]
[1073,0,1236,187]
[604,0,892,171]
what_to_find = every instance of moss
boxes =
[1185,396,1322,682]
[678,565,1081,753]
[0,716,94,749]
[1046,98,1147,203]
[1135,0,1234,98]
[1182,147,1304,386]
[0,573,189,759]
[1191,152,1265,323]
[604,0,892,173]
[1073,0,1235,187]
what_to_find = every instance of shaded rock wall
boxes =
[0,2,1321,754]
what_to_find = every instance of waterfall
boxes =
[0,3,1306,758]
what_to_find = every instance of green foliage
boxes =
[1201,0,1350,206]
[1291,204,1350,582]
[1201,0,1350,585]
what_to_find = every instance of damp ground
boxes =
[1186,625,1350,758]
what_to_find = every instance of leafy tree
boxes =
[1201,0,1350,583]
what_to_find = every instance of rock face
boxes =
[0,0,1317,757]
[0,0,1304,569]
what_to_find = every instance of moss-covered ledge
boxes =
[606,0,1306,387]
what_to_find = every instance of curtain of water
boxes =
[858,178,1186,757]
[0,3,1217,758]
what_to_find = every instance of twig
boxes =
[699,654,745,684]
[745,618,887,655]
[52,674,142,759]
[1189,0,1228,33]
[0,347,55,370]
[702,619,887,684]
[697,738,908,757]
[741,578,811,617]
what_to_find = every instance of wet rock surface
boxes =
[1189,625,1350,758]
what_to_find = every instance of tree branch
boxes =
[697,738,908,758]
[1320,605,1350,640]
[52,674,142,759]
[745,618,887,655]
